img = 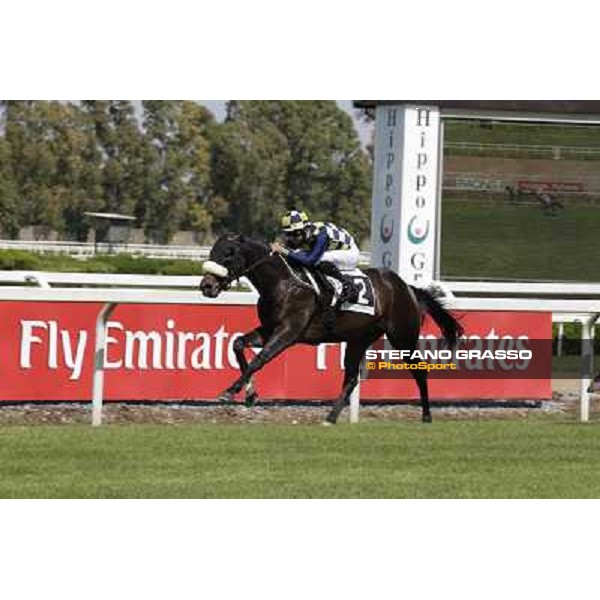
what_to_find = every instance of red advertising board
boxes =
[0,302,552,402]
[517,180,584,193]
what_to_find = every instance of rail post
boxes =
[557,323,564,357]
[349,375,360,424]
[580,314,599,423]
[92,302,117,426]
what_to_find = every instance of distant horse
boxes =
[200,235,464,424]
[506,185,564,215]
[535,191,564,216]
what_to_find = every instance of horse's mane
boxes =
[220,233,268,248]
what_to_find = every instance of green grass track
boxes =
[1,420,600,498]
[441,200,600,280]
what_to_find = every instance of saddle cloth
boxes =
[300,267,376,316]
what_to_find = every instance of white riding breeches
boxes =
[320,242,360,271]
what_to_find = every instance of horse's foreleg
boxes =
[325,341,367,425]
[232,328,265,406]
[218,327,298,403]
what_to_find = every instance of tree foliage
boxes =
[213,101,372,241]
[0,101,372,244]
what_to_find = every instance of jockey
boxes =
[270,209,360,304]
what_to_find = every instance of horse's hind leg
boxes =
[232,327,265,406]
[325,340,368,425]
[409,366,431,423]
[379,274,431,422]
[386,331,432,424]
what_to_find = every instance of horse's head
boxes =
[200,234,249,298]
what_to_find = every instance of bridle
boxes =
[204,239,314,294]
[205,243,275,292]
[220,253,274,290]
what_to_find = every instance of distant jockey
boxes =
[270,209,360,305]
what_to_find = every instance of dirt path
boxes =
[0,388,595,427]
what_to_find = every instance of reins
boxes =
[219,248,314,292]
[275,254,316,290]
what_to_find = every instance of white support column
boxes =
[370,104,441,286]
[349,376,360,424]
[92,302,117,427]
[580,314,599,423]
[557,323,564,357]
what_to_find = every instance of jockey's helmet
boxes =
[281,210,309,232]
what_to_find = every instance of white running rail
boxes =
[0,271,599,424]
[0,239,373,264]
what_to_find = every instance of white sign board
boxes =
[370,104,441,286]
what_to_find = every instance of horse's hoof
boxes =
[244,392,258,408]
[323,414,337,426]
[218,392,234,405]
[422,415,432,424]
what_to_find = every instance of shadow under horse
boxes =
[200,235,464,424]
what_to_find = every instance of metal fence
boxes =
[0,239,373,264]
[446,142,600,161]
[0,240,212,260]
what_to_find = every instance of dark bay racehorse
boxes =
[200,234,463,424]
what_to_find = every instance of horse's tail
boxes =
[411,286,464,348]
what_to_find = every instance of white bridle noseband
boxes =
[202,260,229,278]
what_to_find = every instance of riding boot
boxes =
[317,261,359,305]
[322,302,336,333]
[340,278,359,305]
